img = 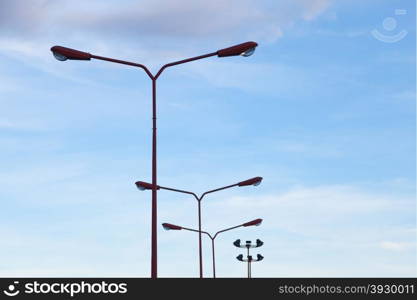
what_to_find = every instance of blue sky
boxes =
[0,0,415,277]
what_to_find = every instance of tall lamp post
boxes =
[135,176,262,278]
[162,218,262,278]
[50,42,258,278]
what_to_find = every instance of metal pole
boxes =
[247,260,250,278]
[198,200,203,278]
[151,78,157,278]
[247,247,250,278]
[212,238,216,278]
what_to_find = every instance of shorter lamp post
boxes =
[162,218,262,278]
[136,177,262,278]
[234,239,264,278]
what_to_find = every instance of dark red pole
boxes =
[198,200,203,278]
[211,238,216,278]
[151,78,157,278]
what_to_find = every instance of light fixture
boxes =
[233,239,241,247]
[50,46,91,61]
[162,223,182,231]
[238,177,263,187]
[256,239,264,247]
[135,181,159,191]
[242,218,263,227]
[217,41,258,57]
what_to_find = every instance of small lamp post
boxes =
[234,239,264,278]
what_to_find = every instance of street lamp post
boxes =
[235,239,264,278]
[162,218,262,278]
[136,176,262,278]
[50,42,258,278]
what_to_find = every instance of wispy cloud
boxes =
[380,241,414,251]
[0,0,334,55]
[0,0,335,86]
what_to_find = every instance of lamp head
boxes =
[242,218,263,227]
[236,254,244,262]
[257,254,264,261]
[51,46,91,61]
[238,177,263,187]
[217,41,258,57]
[135,181,159,191]
[256,239,264,247]
[233,239,241,247]
[162,223,182,231]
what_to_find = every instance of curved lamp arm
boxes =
[154,52,217,80]
[90,54,154,79]
[181,226,214,240]
[213,224,243,240]
[158,185,199,201]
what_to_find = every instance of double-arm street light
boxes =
[135,176,262,278]
[50,42,258,278]
[162,218,262,278]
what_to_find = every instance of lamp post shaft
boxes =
[212,238,216,278]
[247,247,250,278]
[151,78,157,278]
[198,200,203,278]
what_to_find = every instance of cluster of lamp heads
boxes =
[234,239,264,262]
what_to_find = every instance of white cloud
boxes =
[300,0,332,21]
[220,184,412,215]
[380,241,413,251]
[0,0,334,58]
[0,0,336,88]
